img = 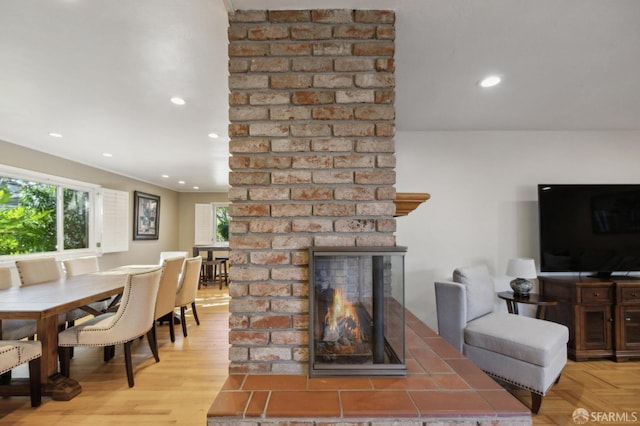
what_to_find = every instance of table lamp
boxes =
[506,258,537,297]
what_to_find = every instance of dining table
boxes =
[193,245,229,285]
[192,244,229,260]
[0,270,131,401]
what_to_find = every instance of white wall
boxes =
[396,130,640,331]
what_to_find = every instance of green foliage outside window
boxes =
[64,188,89,250]
[0,179,56,255]
[0,176,90,255]
[216,206,229,242]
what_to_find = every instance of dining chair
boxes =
[159,251,188,264]
[0,340,42,407]
[0,267,12,290]
[152,257,185,346]
[62,256,112,317]
[15,258,68,329]
[15,257,62,286]
[174,256,202,338]
[63,256,100,276]
[0,267,37,340]
[58,267,163,388]
[62,256,112,359]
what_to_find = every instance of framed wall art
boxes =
[133,191,160,240]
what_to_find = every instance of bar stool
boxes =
[213,257,229,289]
[199,259,214,289]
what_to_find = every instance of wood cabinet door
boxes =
[578,305,613,353]
[617,306,640,351]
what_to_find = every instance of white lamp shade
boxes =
[506,258,537,279]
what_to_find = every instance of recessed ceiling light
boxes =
[178,180,185,184]
[208,132,220,139]
[102,152,113,158]
[161,174,169,178]
[193,186,199,190]
[48,132,63,138]
[479,75,502,88]
[170,97,186,105]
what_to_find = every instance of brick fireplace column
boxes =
[227,9,396,374]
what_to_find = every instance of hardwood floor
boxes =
[523,358,640,425]
[2,286,639,425]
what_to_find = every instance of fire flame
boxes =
[325,288,361,342]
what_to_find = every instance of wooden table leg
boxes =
[37,315,82,400]
[505,300,518,314]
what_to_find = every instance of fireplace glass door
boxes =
[309,246,407,377]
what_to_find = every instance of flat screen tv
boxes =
[538,184,640,278]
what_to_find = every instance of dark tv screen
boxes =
[538,184,640,276]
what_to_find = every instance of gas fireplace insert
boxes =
[308,246,407,377]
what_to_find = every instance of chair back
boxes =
[434,264,498,352]
[0,267,12,290]
[452,264,496,321]
[155,257,184,320]
[15,257,62,286]
[159,251,188,265]
[98,267,163,343]
[175,256,202,307]
[63,256,100,277]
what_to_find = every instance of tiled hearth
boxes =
[207,310,532,425]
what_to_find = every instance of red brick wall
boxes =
[227,9,396,374]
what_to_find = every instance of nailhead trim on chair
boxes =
[0,344,41,374]
[482,370,545,395]
[59,274,136,347]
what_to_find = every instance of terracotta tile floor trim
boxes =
[207,309,532,425]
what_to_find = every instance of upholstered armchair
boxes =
[435,264,569,414]
[63,256,111,325]
[0,267,37,341]
[152,257,184,345]
[15,257,62,286]
[63,256,100,276]
[58,267,163,388]
[0,341,42,407]
[14,258,67,328]
[174,256,203,338]
[159,251,188,264]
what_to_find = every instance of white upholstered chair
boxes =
[13,258,69,333]
[174,256,202,338]
[15,257,62,286]
[0,267,37,341]
[58,267,163,388]
[159,251,188,264]
[435,264,569,414]
[0,340,42,407]
[62,256,111,324]
[152,257,184,346]
[0,269,36,388]
[0,267,13,290]
[63,256,100,276]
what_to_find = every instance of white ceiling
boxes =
[1,0,639,192]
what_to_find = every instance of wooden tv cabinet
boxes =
[539,276,640,362]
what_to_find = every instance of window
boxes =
[215,204,230,244]
[0,165,98,257]
[194,203,229,246]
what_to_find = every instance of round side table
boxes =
[497,291,558,320]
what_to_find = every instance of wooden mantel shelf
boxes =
[394,192,430,217]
